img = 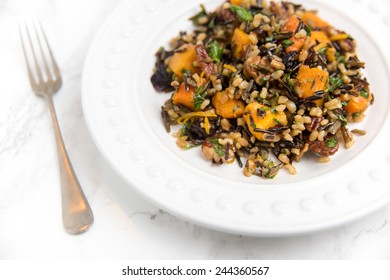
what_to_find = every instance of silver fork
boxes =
[20,22,94,234]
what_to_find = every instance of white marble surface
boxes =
[1,0,390,260]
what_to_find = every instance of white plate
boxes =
[82,0,390,236]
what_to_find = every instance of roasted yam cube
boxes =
[231,28,251,59]
[212,91,245,118]
[168,44,198,77]
[282,15,305,53]
[302,12,329,29]
[295,65,329,107]
[244,103,288,140]
[172,82,195,111]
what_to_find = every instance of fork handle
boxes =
[46,95,94,234]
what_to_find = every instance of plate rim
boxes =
[82,0,390,236]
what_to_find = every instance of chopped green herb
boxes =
[339,56,347,63]
[307,78,314,83]
[360,88,369,99]
[259,77,269,86]
[284,72,294,88]
[325,137,338,148]
[207,138,225,157]
[208,15,216,29]
[338,114,348,126]
[318,47,327,56]
[282,40,294,47]
[265,36,274,42]
[194,86,207,111]
[262,168,270,178]
[250,122,257,129]
[341,101,349,107]
[190,5,207,25]
[336,52,346,64]
[273,118,283,125]
[183,144,201,150]
[180,122,191,137]
[330,77,344,86]
[261,99,272,107]
[271,106,277,114]
[352,112,361,119]
[327,76,344,92]
[305,25,312,36]
[229,5,253,22]
[181,68,191,75]
[266,174,277,179]
[208,40,224,63]
[232,105,239,113]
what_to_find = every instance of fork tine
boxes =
[19,25,38,90]
[25,24,45,85]
[34,22,52,83]
[38,21,62,84]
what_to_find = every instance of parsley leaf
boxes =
[325,137,338,148]
[190,4,207,25]
[194,86,207,111]
[327,76,344,93]
[282,40,294,47]
[305,25,312,36]
[181,68,191,75]
[208,16,216,29]
[183,143,201,150]
[338,114,348,126]
[229,5,253,22]
[352,112,361,119]
[330,77,344,87]
[208,40,224,63]
[265,35,274,42]
[207,138,225,157]
[318,47,327,56]
[360,88,369,99]
[284,72,295,89]
[336,52,346,64]
[180,122,191,137]
[273,118,283,125]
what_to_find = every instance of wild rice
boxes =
[309,107,323,117]
[351,129,366,136]
[152,0,373,179]
[286,100,297,113]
